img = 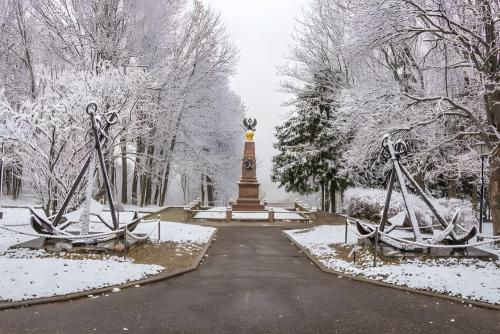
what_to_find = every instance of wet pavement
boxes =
[0,226,498,333]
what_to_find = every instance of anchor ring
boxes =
[86,102,98,116]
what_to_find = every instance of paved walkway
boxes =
[0,226,498,333]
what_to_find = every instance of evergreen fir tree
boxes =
[272,70,346,210]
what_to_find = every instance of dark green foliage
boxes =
[271,70,345,196]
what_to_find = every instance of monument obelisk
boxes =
[232,118,265,211]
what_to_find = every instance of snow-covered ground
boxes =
[134,220,215,243]
[0,208,37,251]
[0,207,215,302]
[0,195,40,208]
[285,224,500,305]
[194,206,304,220]
[0,250,163,302]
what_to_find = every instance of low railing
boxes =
[184,199,202,221]
[263,201,295,210]
[184,199,317,223]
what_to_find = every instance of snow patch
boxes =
[134,221,215,244]
[0,208,215,302]
[0,252,162,302]
[286,224,500,304]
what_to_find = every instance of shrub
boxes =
[343,187,477,228]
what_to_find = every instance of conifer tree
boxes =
[272,70,345,211]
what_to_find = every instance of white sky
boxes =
[204,0,310,201]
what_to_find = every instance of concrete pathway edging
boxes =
[284,231,500,311]
[0,228,218,311]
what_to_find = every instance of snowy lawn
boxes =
[194,206,304,220]
[134,220,216,243]
[0,250,163,302]
[285,224,500,305]
[0,208,215,302]
[0,208,36,252]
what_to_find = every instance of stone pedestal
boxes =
[232,141,265,211]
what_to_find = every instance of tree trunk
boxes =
[206,175,214,207]
[153,177,161,205]
[330,180,336,213]
[448,179,457,198]
[144,176,152,206]
[487,88,500,235]
[181,174,188,204]
[12,165,21,200]
[4,168,11,195]
[200,174,206,206]
[159,163,171,207]
[484,83,500,235]
[131,170,138,205]
[143,145,155,206]
[483,0,499,234]
[140,173,147,207]
[15,2,37,99]
[324,182,330,212]
[490,152,500,235]
[471,182,478,212]
[132,137,144,206]
[131,151,139,206]
[50,183,58,215]
[121,137,128,204]
[320,182,325,211]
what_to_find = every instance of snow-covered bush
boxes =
[344,187,477,228]
[435,197,478,228]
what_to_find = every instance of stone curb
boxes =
[0,228,218,311]
[283,231,500,311]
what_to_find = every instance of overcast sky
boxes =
[204,0,310,201]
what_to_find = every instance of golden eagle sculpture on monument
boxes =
[232,117,265,211]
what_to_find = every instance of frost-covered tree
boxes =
[170,75,245,206]
[280,0,499,233]
[0,0,244,212]
[274,0,349,211]
[342,0,499,232]
[0,66,145,212]
[128,0,238,207]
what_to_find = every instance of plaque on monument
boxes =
[232,118,265,211]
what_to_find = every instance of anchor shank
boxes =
[52,117,113,226]
[385,136,422,241]
[380,168,396,232]
[52,155,92,226]
[399,164,448,228]
[90,113,119,230]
